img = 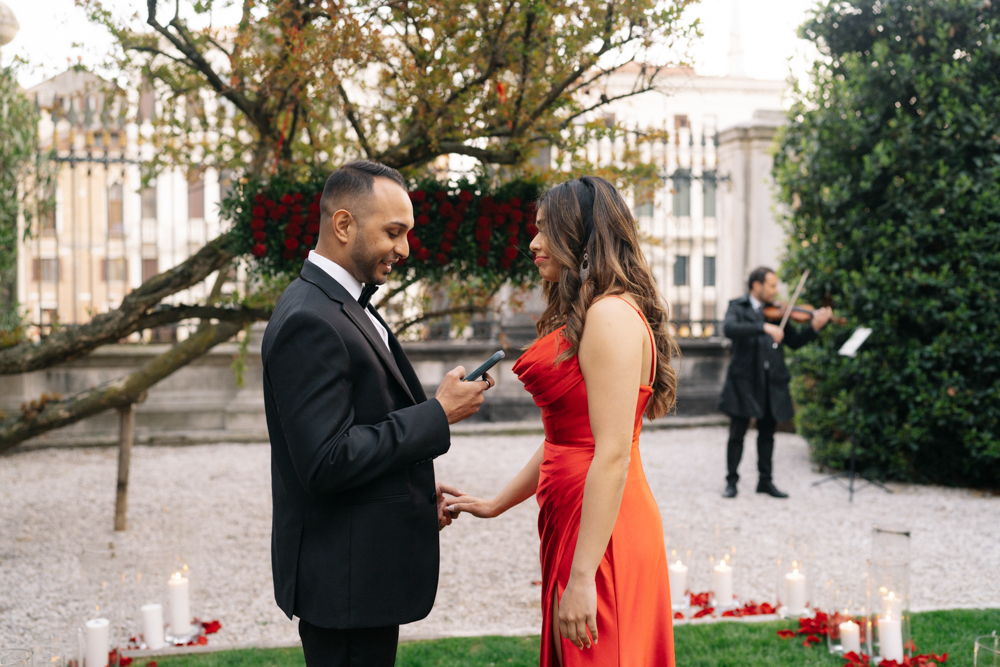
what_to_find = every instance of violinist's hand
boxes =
[764,322,785,345]
[812,307,833,331]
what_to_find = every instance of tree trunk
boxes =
[114,404,135,531]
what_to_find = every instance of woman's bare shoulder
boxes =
[585,294,645,333]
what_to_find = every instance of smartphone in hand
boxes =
[463,350,505,382]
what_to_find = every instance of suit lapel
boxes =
[370,307,427,403]
[299,261,416,405]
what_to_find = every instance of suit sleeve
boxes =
[264,310,450,497]
[723,301,765,339]
[783,322,819,350]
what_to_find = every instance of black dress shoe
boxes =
[756,481,789,498]
[722,483,738,498]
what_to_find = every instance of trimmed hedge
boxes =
[773,0,1000,486]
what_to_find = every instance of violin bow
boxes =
[773,269,810,349]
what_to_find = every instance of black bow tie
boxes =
[358,283,379,308]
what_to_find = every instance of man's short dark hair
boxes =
[748,266,775,290]
[320,160,407,222]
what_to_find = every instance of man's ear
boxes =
[330,209,354,244]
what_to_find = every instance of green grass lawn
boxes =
[140,608,999,667]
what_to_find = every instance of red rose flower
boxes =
[268,208,282,221]
[509,209,523,223]
[420,202,432,214]
[443,231,456,242]
[407,232,421,250]
[503,246,518,259]
[479,241,490,252]
[508,236,518,246]
[284,225,301,237]
[253,231,267,242]
[499,202,512,215]
[417,247,431,261]
[527,210,536,223]
[300,247,310,258]
[476,255,488,267]
[396,257,406,266]
[282,248,295,259]
[439,202,454,216]
[254,193,265,203]
[440,241,453,253]
[435,252,448,265]
[475,228,491,242]
[456,202,469,214]
[202,620,222,634]
[252,206,265,217]
[499,257,512,269]
[527,223,538,236]
[252,243,267,257]
[480,195,494,209]
[289,214,303,226]
[434,190,448,202]
[276,205,288,216]
[264,199,277,209]
[285,237,299,250]
[306,223,320,234]
[314,192,322,202]
[510,197,522,208]
[459,190,473,202]
[309,202,321,214]
[445,220,459,232]
[409,190,426,203]
[302,235,314,246]
[494,214,505,227]
[507,225,520,236]
[281,194,293,205]
[250,218,265,230]
[416,214,430,226]
[292,204,302,214]
[477,216,490,228]
[293,192,304,202]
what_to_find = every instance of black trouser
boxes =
[726,387,777,486]
[299,618,399,667]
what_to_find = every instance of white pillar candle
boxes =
[85,618,110,667]
[168,572,192,636]
[668,561,688,605]
[881,591,903,618]
[879,613,904,662]
[839,620,861,654]
[141,603,166,649]
[712,560,733,606]
[784,569,807,615]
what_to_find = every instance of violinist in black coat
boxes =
[718,267,831,499]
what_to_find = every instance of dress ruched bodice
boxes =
[512,302,674,667]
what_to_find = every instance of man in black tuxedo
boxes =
[262,160,493,666]
[718,267,831,499]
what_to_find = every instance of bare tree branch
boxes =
[392,304,488,337]
[337,82,373,159]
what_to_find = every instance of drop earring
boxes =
[579,251,590,282]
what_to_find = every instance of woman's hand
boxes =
[558,574,598,649]
[445,495,501,519]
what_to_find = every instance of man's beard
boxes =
[350,235,388,285]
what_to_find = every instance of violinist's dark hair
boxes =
[533,176,680,419]
[748,266,775,291]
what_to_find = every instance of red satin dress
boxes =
[512,298,675,667]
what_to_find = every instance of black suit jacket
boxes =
[717,294,817,422]
[261,259,450,629]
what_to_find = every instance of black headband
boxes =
[573,177,596,257]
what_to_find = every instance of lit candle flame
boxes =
[793,568,800,576]
[886,591,895,600]
[675,560,682,567]
[171,571,183,581]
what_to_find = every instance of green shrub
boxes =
[773,0,1000,486]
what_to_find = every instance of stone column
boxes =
[0,2,19,58]
[716,110,788,307]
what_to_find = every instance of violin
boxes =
[763,302,847,326]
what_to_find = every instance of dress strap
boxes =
[606,295,656,386]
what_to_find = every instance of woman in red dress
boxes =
[449,177,680,666]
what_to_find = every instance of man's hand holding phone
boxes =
[435,366,494,424]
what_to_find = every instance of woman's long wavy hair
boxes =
[534,176,680,419]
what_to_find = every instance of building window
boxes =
[635,201,654,218]
[103,258,127,282]
[219,169,236,203]
[673,255,689,286]
[703,171,717,218]
[108,183,123,236]
[33,258,60,282]
[188,172,205,219]
[141,185,157,220]
[142,258,159,282]
[671,169,691,217]
[672,302,691,323]
[704,256,716,287]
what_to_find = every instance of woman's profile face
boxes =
[529,210,562,282]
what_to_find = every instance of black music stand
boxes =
[811,327,892,502]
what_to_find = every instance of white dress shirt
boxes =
[308,250,390,350]
[749,293,763,313]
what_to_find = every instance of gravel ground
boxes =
[2,427,998,652]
